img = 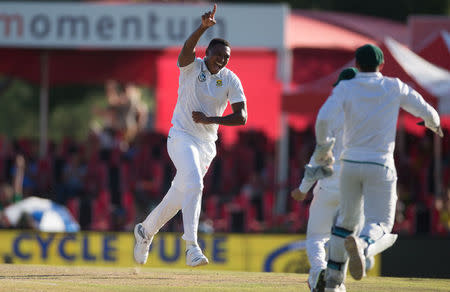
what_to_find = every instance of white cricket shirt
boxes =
[316,72,441,170]
[171,58,246,142]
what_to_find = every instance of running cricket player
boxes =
[291,68,357,292]
[292,68,397,292]
[133,4,247,267]
[313,44,442,292]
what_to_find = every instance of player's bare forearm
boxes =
[192,102,247,126]
[178,26,208,67]
[178,4,217,67]
[208,112,246,126]
[192,111,247,126]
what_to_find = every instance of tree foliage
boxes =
[0,78,154,142]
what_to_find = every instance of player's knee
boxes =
[173,171,203,194]
[185,181,203,194]
[184,173,204,194]
[341,213,361,230]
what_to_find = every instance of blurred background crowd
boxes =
[0,79,448,236]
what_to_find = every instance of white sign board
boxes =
[0,2,287,49]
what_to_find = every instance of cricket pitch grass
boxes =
[0,264,449,292]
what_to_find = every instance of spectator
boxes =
[123,83,149,142]
[56,150,87,205]
[0,154,25,227]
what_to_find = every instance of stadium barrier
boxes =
[0,230,380,276]
[381,236,450,279]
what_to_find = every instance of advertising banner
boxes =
[0,2,287,49]
[0,230,380,276]
[0,231,307,272]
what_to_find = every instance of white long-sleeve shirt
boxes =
[315,72,441,170]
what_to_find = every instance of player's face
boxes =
[205,44,230,74]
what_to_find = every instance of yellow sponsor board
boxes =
[0,230,379,275]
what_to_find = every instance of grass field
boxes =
[0,264,449,292]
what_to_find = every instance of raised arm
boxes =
[178,4,217,67]
[13,154,25,197]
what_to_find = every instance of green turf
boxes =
[0,264,448,291]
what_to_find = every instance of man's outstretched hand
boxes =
[418,120,444,138]
[201,4,217,28]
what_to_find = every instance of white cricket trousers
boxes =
[306,185,340,288]
[142,128,216,243]
[307,184,364,287]
[329,161,397,265]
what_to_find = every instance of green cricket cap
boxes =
[333,67,358,87]
[355,44,384,67]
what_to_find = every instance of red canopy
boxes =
[295,10,408,45]
[288,11,379,85]
[417,31,450,71]
[283,39,439,121]
[409,15,450,52]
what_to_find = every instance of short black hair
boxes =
[356,61,378,72]
[207,38,230,51]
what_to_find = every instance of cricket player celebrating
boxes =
[292,68,398,292]
[314,44,443,292]
[291,68,357,292]
[133,4,247,267]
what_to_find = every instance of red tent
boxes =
[409,15,450,52]
[295,10,408,45]
[0,9,417,146]
[0,11,389,146]
[287,11,379,85]
[282,38,442,131]
[417,30,450,71]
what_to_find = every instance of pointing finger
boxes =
[211,4,217,18]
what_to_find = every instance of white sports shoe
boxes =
[344,235,366,280]
[186,245,209,267]
[133,223,153,264]
[325,283,346,292]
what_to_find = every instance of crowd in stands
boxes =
[0,83,448,236]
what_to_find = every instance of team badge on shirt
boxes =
[216,80,223,87]
[198,72,207,82]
